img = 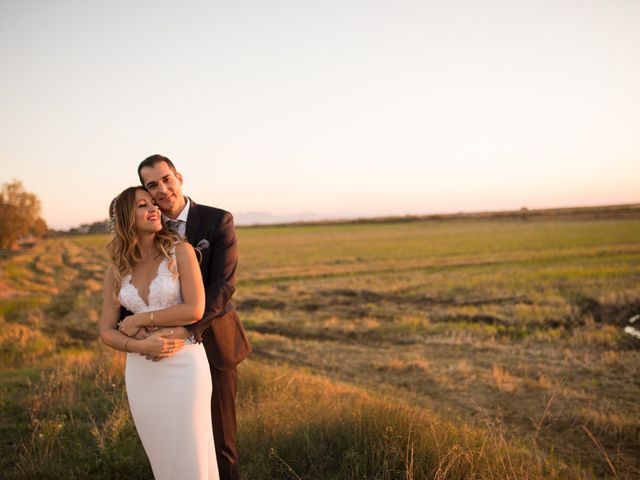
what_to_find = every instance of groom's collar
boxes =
[162,196,190,223]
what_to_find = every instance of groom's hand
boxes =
[143,327,190,361]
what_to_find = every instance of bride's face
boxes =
[133,189,162,233]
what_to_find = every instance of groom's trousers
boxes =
[210,364,239,480]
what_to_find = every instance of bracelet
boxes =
[149,311,154,326]
[124,338,129,353]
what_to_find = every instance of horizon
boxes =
[60,199,639,231]
[2,0,639,230]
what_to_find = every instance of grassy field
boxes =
[1,217,639,479]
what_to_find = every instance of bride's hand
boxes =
[118,313,143,337]
[148,326,190,340]
[139,331,185,359]
[142,327,189,361]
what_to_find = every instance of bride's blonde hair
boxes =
[106,186,177,302]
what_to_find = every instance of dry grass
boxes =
[239,360,580,479]
[489,365,520,393]
[2,219,640,478]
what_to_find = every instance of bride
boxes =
[99,186,218,480]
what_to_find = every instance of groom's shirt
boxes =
[162,196,190,237]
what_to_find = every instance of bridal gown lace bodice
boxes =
[118,257,183,314]
[117,253,218,480]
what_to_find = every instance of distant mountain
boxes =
[233,211,320,226]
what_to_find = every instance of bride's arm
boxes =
[118,242,205,335]
[100,267,184,356]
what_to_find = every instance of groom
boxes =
[138,154,251,480]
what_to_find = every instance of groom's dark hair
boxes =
[138,154,178,186]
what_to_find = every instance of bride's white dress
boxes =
[118,255,218,480]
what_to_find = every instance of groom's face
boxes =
[139,161,185,216]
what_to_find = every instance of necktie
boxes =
[166,219,183,235]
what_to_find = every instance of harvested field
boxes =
[1,217,639,478]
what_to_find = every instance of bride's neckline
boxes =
[127,257,169,308]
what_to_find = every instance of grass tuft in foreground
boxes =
[238,360,586,479]
[2,347,598,480]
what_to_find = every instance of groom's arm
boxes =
[186,211,238,343]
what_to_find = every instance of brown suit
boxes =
[184,199,251,480]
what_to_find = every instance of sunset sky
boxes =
[1,0,639,229]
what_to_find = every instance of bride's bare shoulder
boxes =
[173,241,195,258]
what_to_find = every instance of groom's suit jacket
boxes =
[183,199,251,370]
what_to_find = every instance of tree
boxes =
[0,180,48,249]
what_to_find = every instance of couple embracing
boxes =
[99,154,251,480]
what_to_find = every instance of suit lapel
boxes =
[185,197,200,246]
